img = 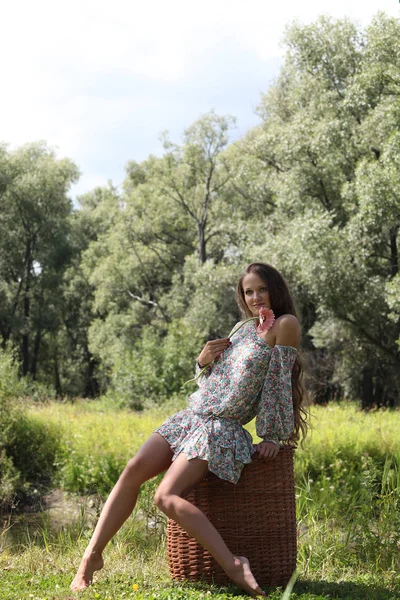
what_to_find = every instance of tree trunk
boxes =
[54,351,62,397]
[373,375,383,409]
[3,242,33,348]
[389,226,399,278]
[198,222,207,263]
[361,367,374,410]
[22,296,30,376]
[83,352,100,398]
[22,243,32,376]
[30,329,42,379]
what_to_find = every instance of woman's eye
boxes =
[245,290,253,296]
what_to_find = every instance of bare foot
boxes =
[70,550,104,591]
[226,556,266,598]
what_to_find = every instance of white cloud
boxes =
[1,0,399,198]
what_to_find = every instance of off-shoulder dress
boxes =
[155,320,297,484]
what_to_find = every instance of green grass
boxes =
[1,401,399,599]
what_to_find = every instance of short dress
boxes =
[155,320,297,484]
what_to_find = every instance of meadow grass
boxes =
[0,401,399,599]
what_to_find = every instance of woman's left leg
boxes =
[154,454,266,598]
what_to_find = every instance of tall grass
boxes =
[39,400,178,495]
[32,400,399,497]
[27,401,400,577]
[0,400,397,598]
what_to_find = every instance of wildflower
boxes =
[257,307,275,333]
[132,584,139,592]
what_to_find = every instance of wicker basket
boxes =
[167,447,296,588]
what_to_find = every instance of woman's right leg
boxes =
[70,433,173,590]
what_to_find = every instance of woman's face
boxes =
[241,272,271,317]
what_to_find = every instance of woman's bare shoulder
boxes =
[274,314,301,348]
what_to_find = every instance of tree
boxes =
[47,185,121,396]
[79,113,243,405]
[152,111,236,264]
[0,142,79,381]
[237,13,400,406]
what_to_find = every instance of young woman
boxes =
[71,262,308,598]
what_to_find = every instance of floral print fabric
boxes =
[155,321,297,483]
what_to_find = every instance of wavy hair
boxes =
[236,262,309,446]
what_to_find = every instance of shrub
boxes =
[0,450,21,507]
[0,347,63,507]
[110,320,203,410]
[0,346,23,506]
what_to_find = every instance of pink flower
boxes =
[257,307,275,333]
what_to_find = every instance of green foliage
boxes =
[0,413,62,506]
[0,348,62,506]
[0,347,24,505]
[0,143,79,386]
[109,319,204,409]
[86,13,400,407]
[7,414,61,488]
[0,346,24,400]
[238,12,400,405]
[1,15,400,407]
[0,450,21,506]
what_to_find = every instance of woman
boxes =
[71,263,308,598]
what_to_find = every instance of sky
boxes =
[1,0,399,201]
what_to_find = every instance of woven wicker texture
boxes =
[167,447,296,587]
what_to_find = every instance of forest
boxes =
[1,12,400,410]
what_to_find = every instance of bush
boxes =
[0,346,23,506]
[0,345,24,399]
[0,450,21,507]
[0,347,63,507]
[1,411,63,508]
[110,320,203,410]
[8,414,61,485]
[0,412,63,507]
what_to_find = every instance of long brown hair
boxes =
[236,262,309,446]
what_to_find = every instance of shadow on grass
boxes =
[292,578,400,600]
[154,578,399,600]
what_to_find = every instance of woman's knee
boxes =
[154,487,172,514]
[122,455,149,484]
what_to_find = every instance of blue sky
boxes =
[1,0,399,201]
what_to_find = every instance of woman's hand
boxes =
[254,441,279,460]
[197,338,231,367]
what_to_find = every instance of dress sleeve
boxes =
[256,345,297,447]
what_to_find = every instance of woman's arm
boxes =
[255,318,299,460]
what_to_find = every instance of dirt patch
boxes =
[0,489,102,546]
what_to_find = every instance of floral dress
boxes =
[155,320,297,484]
